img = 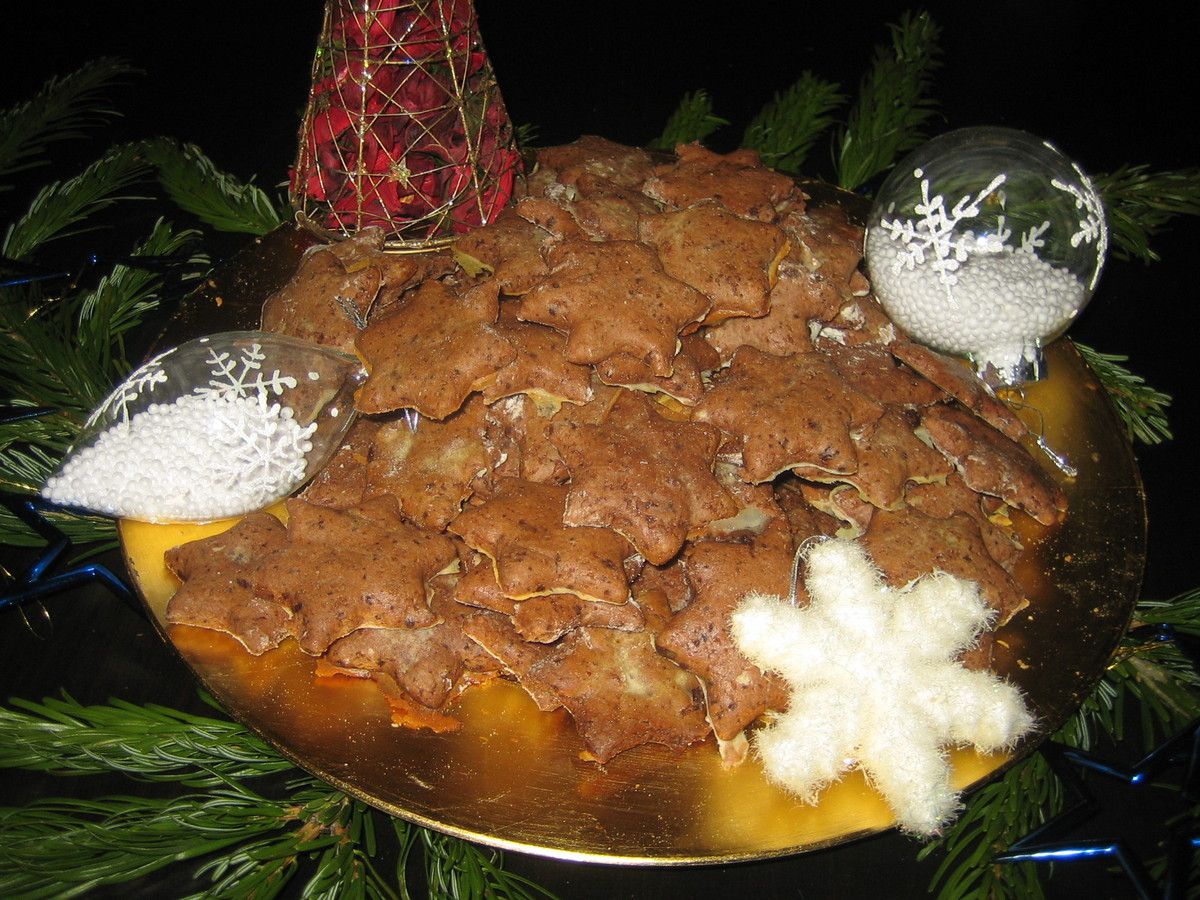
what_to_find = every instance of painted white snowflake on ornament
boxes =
[876,169,1053,289]
[730,537,1034,836]
[1049,155,1108,289]
[88,346,177,428]
[195,340,298,401]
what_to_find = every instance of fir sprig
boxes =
[1,142,150,262]
[144,139,286,236]
[742,73,844,175]
[1095,164,1200,263]
[835,11,942,192]
[0,781,398,899]
[919,757,1055,900]
[647,90,728,150]
[1075,342,1172,445]
[0,503,114,551]
[926,589,1200,899]
[74,218,207,384]
[0,58,136,190]
[0,70,212,549]
[0,695,291,786]
[402,827,558,900]
[514,122,539,151]
[0,695,557,900]
[0,220,206,549]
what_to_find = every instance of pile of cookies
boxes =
[165,137,1066,766]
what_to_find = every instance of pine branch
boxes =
[0,411,121,548]
[1,142,150,261]
[648,90,729,151]
[742,73,845,175]
[835,11,942,192]
[1094,164,1200,263]
[514,122,539,151]
[0,505,115,551]
[0,219,206,548]
[925,587,1200,898]
[921,756,1055,899]
[144,139,286,236]
[190,786,402,900]
[75,218,208,383]
[0,695,291,787]
[0,782,368,899]
[413,827,558,900]
[1117,590,1200,747]
[0,411,74,488]
[1074,342,1172,445]
[0,58,137,190]
[0,696,557,899]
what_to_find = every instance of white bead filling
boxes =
[43,393,317,522]
[867,227,1085,371]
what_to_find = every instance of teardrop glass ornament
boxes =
[42,331,363,523]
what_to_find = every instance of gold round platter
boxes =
[119,222,1145,865]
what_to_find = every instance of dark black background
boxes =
[2,2,1198,897]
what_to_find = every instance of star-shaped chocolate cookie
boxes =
[863,506,1026,624]
[904,473,1023,571]
[822,343,946,408]
[165,512,294,655]
[355,277,516,418]
[535,135,656,189]
[890,340,1027,441]
[262,247,384,355]
[701,256,837,361]
[326,577,498,710]
[780,201,864,288]
[482,311,594,408]
[365,395,493,530]
[638,202,789,322]
[593,334,711,406]
[920,404,1066,526]
[655,524,794,746]
[793,480,876,537]
[299,417,379,509]
[693,346,883,482]
[251,496,457,654]
[511,593,645,643]
[514,196,587,242]
[518,238,709,377]
[463,615,709,764]
[809,406,952,511]
[570,173,662,241]
[449,479,632,604]
[642,144,797,222]
[551,391,736,564]
[452,209,550,295]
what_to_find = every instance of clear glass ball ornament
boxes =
[42,332,364,523]
[865,127,1107,384]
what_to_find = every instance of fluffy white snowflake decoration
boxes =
[730,537,1034,836]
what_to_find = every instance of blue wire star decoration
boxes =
[0,408,134,621]
[996,624,1200,899]
[0,491,135,616]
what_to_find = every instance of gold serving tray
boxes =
[119,194,1144,862]
[121,337,1144,864]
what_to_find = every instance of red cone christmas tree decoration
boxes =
[291,0,522,249]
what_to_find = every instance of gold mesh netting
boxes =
[290,0,522,251]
